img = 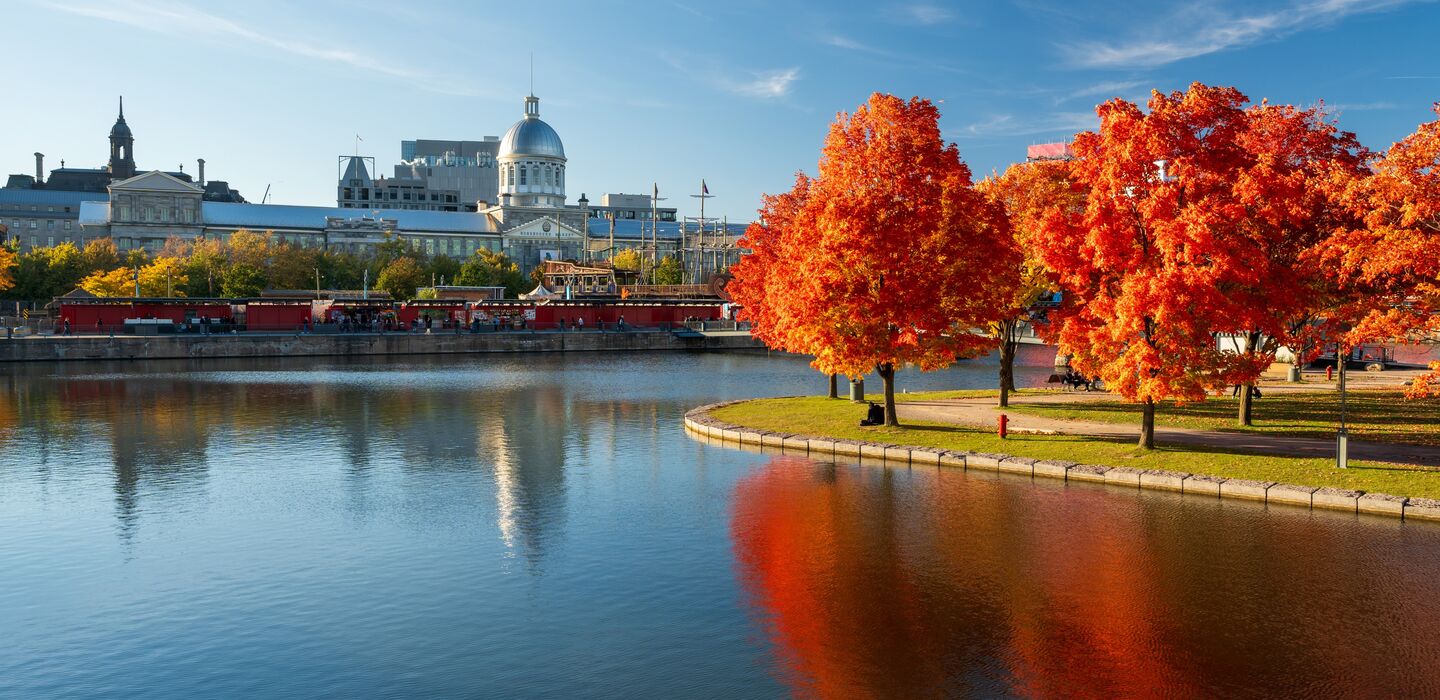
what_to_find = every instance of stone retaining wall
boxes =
[684,402,1440,523]
[0,330,765,363]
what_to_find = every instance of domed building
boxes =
[497,95,566,208]
[480,93,591,266]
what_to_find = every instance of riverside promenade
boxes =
[0,327,765,363]
[898,386,1440,467]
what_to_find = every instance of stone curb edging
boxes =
[683,402,1437,523]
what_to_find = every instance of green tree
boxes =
[377,256,426,300]
[427,255,462,287]
[267,243,323,291]
[182,238,227,297]
[652,256,684,285]
[456,250,527,298]
[318,250,365,291]
[12,242,83,299]
[221,263,266,298]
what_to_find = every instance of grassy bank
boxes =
[709,396,1440,499]
[1005,390,1440,447]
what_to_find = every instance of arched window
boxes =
[545,166,553,186]
[519,164,527,185]
[557,167,563,189]
[531,165,539,185]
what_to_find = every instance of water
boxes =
[2,350,1437,698]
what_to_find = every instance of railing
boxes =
[12,319,690,337]
[680,319,751,332]
[622,284,715,298]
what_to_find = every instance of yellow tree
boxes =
[80,257,188,297]
[226,229,275,270]
[80,238,121,274]
[0,245,17,293]
[611,248,642,271]
[979,160,1083,406]
[79,268,134,297]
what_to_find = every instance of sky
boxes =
[3,0,1439,221]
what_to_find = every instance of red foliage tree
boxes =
[730,93,1019,425]
[1318,105,1440,399]
[1215,100,1368,424]
[1037,84,1292,448]
[979,159,1085,407]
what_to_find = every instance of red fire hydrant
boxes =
[999,413,1009,439]
[1327,366,1334,381]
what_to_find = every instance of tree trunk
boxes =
[1238,331,1261,426]
[878,362,899,427]
[827,373,838,399]
[999,320,1017,408]
[1139,398,1156,449]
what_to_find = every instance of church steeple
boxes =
[109,96,136,179]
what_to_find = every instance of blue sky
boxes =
[4,0,1438,220]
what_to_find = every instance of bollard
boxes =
[998,413,1008,439]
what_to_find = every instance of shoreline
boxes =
[683,400,1440,524]
[0,329,766,363]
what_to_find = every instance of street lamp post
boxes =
[1337,344,1349,469]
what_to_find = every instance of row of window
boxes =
[6,219,73,232]
[500,162,564,189]
[3,204,76,213]
[340,188,460,203]
[114,206,197,223]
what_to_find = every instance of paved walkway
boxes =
[897,385,1440,468]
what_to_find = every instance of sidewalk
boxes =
[897,389,1440,467]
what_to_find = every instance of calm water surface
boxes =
[2,350,1438,698]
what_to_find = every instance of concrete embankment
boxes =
[683,402,1440,524]
[0,330,766,363]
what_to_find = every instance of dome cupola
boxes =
[496,95,567,207]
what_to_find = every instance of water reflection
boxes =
[731,455,1440,697]
[8,351,1431,697]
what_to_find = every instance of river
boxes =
[1,350,1437,698]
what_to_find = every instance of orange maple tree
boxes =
[1318,104,1440,399]
[1218,100,1368,424]
[730,93,1019,425]
[1036,84,1292,448]
[979,159,1084,407]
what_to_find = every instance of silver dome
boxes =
[498,96,565,159]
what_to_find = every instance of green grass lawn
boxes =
[710,396,1440,499]
[1005,390,1440,447]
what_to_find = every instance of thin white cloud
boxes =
[1320,101,1399,112]
[730,68,801,99]
[1063,0,1419,68]
[824,34,885,54]
[669,2,711,21]
[44,0,485,97]
[659,50,800,100]
[1062,79,1149,102]
[896,3,955,25]
[961,112,1098,137]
